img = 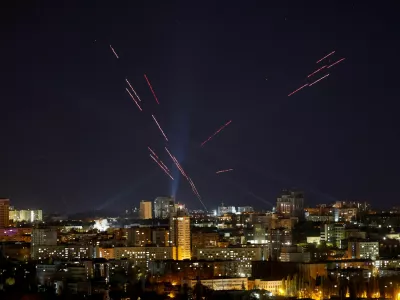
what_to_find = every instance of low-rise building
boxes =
[253,279,283,295]
[348,240,379,260]
[196,247,263,261]
[184,277,248,291]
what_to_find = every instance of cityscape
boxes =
[1,194,400,299]
[3,1,400,299]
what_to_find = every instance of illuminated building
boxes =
[334,207,358,222]
[31,228,58,259]
[348,240,379,260]
[320,223,346,248]
[31,245,93,260]
[196,247,263,261]
[217,203,236,216]
[237,206,254,213]
[139,200,152,219]
[98,246,176,271]
[276,190,304,219]
[9,209,43,222]
[0,198,10,228]
[253,279,283,295]
[148,260,252,279]
[98,246,175,260]
[170,210,191,260]
[154,196,175,219]
[184,278,248,291]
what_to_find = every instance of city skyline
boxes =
[2,1,400,299]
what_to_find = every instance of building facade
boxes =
[184,278,248,291]
[276,190,304,219]
[0,198,10,228]
[139,200,152,219]
[196,247,263,261]
[348,240,379,260]
[170,211,191,260]
[154,196,175,219]
[9,209,43,222]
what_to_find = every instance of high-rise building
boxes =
[31,228,58,246]
[0,198,10,228]
[31,228,58,259]
[170,210,191,260]
[139,200,152,219]
[276,190,304,219]
[154,196,175,219]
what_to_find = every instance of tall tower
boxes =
[0,198,10,228]
[170,210,191,260]
[139,200,152,219]
[154,196,175,219]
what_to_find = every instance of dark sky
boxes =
[2,1,399,213]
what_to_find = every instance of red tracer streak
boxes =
[144,74,159,104]
[216,169,234,174]
[151,115,168,142]
[125,79,142,102]
[309,74,330,86]
[327,58,345,69]
[316,51,335,63]
[288,84,308,97]
[201,120,232,147]
[125,88,142,111]
[150,154,174,180]
[307,65,327,78]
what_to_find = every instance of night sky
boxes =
[2,1,400,213]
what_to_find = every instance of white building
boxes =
[9,209,43,222]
